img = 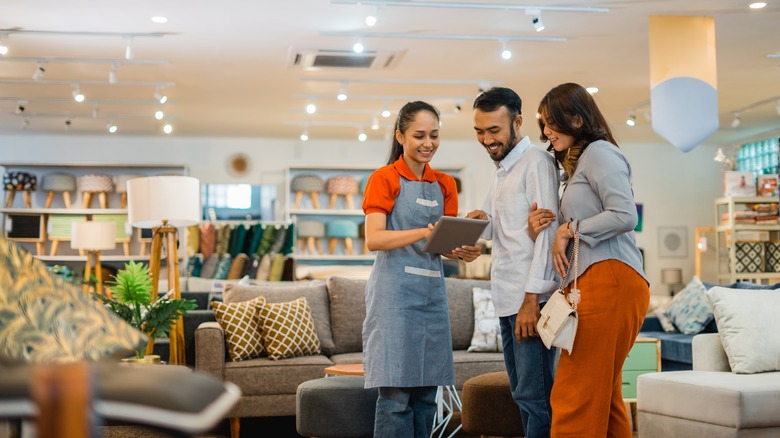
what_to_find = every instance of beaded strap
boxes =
[555,221,581,310]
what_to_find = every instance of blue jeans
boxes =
[500,313,556,438]
[374,386,438,438]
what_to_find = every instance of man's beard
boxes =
[489,123,518,162]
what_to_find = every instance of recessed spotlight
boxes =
[749,2,767,9]
[163,123,173,134]
[154,109,164,120]
[0,41,8,56]
[381,109,391,118]
[353,37,364,54]
[365,15,377,26]
[107,123,118,134]
[300,131,309,142]
[358,132,368,142]
[151,16,168,23]
[586,86,599,94]
[306,103,317,114]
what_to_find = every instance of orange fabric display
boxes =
[550,260,649,438]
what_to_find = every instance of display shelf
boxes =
[36,255,153,263]
[715,224,780,232]
[293,254,375,262]
[289,209,364,216]
[1,208,128,215]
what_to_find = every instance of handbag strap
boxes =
[555,222,581,309]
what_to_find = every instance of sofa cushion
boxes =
[211,297,266,362]
[706,287,780,374]
[446,278,491,350]
[468,287,501,352]
[0,237,145,364]
[326,276,367,355]
[258,297,321,360]
[664,276,714,334]
[224,281,334,356]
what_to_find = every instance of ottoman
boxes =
[326,219,358,255]
[77,174,114,208]
[461,372,524,437]
[113,174,143,208]
[4,171,37,208]
[296,376,378,438]
[291,174,324,209]
[41,173,76,208]
[326,175,359,210]
[297,220,325,255]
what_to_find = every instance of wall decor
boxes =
[658,226,688,258]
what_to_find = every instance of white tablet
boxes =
[422,216,489,254]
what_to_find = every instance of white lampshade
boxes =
[71,221,116,251]
[660,268,683,285]
[127,176,200,228]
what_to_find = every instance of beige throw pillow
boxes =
[258,297,321,360]
[211,297,266,362]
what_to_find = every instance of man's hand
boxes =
[466,209,488,220]
[514,293,541,343]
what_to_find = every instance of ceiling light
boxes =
[337,83,348,101]
[72,84,85,103]
[21,118,29,129]
[163,122,173,134]
[32,62,45,80]
[749,2,767,9]
[358,131,367,142]
[371,116,380,130]
[381,109,391,118]
[108,64,118,84]
[15,103,25,115]
[124,38,134,60]
[454,103,462,113]
[107,123,118,134]
[352,37,364,53]
[0,40,7,56]
[586,86,599,94]
[500,41,512,60]
[532,16,545,32]
[365,11,378,27]
[154,87,168,104]
[300,130,309,141]
[306,102,317,114]
[154,109,164,120]
[151,16,168,23]
[731,113,741,128]
[64,119,71,131]
[626,113,636,127]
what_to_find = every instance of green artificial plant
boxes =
[94,260,197,358]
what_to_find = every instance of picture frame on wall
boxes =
[658,226,688,258]
[4,213,46,242]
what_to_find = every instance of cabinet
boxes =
[1,162,188,267]
[622,337,661,400]
[284,165,464,265]
[714,196,780,284]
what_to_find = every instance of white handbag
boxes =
[537,226,581,355]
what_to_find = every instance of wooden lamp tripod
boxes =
[127,175,201,366]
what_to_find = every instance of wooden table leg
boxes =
[346,195,354,210]
[23,191,32,208]
[5,190,15,208]
[294,191,303,209]
[309,192,320,209]
[82,192,92,208]
[329,194,338,209]
[329,238,337,254]
[98,192,108,208]
[345,237,353,255]
[45,191,55,208]
[62,191,71,208]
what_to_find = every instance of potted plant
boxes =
[94,260,197,360]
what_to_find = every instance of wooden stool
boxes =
[3,171,37,208]
[291,174,324,209]
[359,222,368,255]
[113,174,143,208]
[326,176,358,210]
[297,220,325,255]
[325,220,357,255]
[77,174,114,208]
[41,173,76,208]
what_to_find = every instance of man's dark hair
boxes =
[473,87,522,120]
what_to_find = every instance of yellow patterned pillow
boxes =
[258,297,321,360]
[211,297,266,362]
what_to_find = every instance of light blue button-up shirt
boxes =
[480,136,560,317]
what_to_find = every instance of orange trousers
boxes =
[550,259,649,438]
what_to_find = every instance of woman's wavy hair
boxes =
[386,101,440,165]
[537,83,617,176]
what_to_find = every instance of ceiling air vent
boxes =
[289,48,404,71]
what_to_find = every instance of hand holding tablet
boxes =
[422,216,489,254]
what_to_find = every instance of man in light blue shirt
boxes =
[467,87,560,438]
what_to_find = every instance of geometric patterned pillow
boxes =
[210,297,266,362]
[257,297,321,360]
[664,275,714,335]
[0,237,146,364]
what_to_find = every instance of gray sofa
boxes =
[194,276,506,435]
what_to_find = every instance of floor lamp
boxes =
[70,220,116,297]
[127,176,200,366]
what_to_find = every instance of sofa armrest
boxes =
[195,322,226,379]
[692,333,730,372]
[640,315,663,332]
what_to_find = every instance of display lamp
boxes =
[127,175,200,365]
[661,268,683,297]
[71,221,116,297]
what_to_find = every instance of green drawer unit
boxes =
[622,337,660,401]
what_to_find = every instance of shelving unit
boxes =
[714,196,780,284]
[1,162,188,269]
[284,165,465,266]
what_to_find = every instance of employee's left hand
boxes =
[451,244,481,262]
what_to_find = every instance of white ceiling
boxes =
[1,0,779,147]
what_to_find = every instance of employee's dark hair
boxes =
[472,87,522,121]
[537,82,617,176]
[387,101,440,165]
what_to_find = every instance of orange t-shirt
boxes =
[362,155,458,217]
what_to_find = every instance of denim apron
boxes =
[363,174,455,388]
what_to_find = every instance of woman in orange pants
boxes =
[530,83,650,437]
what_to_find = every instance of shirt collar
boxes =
[393,154,437,182]
[494,136,532,171]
